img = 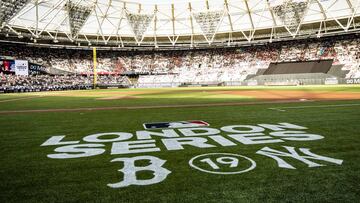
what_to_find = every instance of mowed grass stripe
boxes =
[0,99,312,114]
[0,85,360,111]
[1,97,359,202]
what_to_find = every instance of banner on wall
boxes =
[0,60,15,72]
[15,60,29,76]
[29,63,47,74]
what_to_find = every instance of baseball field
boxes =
[1,85,360,202]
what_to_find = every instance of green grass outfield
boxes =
[1,85,360,202]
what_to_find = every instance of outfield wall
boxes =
[1,79,359,93]
[133,78,360,88]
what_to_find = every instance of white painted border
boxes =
[189,153,256,175]
[268,103,360,112]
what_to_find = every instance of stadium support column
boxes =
[224,0,234,45]
[171,4,175,38]
[188,3,194,48]
[154,5,158,48]
[93,47,97,89]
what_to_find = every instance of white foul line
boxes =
[269,103,360,112]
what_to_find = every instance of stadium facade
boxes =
[0,0,359,49]
[0,0,360,92]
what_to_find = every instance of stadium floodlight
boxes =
[270,0,309,36]
[65,0,93,39]
[0,0,31,27]
[193,10,224,44]
[125,12,154,45]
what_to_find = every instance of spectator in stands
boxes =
[0,34,359,90]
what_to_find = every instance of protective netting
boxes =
[126,12,154,43]
[66,1,93,37]
[193,10,224,42]
[0,0,31,26]
[271,0,308,35]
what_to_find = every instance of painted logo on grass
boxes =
[189,153,256,175]
[40,122,344,188]
[143,120,209,129]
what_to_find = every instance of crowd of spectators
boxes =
[136,35,360,85]
[0,74,130,93]
[0,74,92,93]
[96,75,131,87]
[0,34,359,89]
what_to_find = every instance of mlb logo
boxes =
[143,120,209,129]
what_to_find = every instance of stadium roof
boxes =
[0,0,359,48]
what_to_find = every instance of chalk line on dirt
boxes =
[268,103,360,112]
